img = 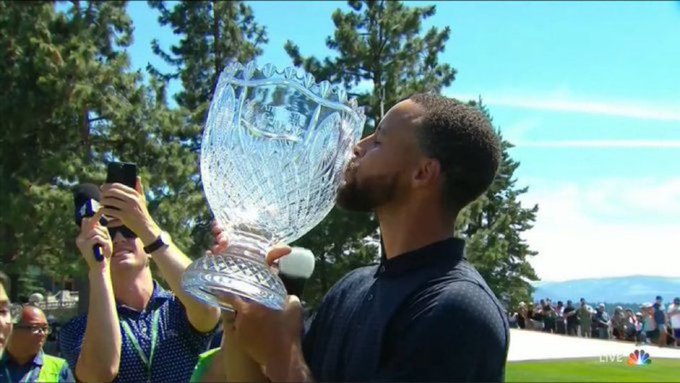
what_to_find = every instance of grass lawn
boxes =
[507,358,680,382]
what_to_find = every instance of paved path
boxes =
[508,329,680,361]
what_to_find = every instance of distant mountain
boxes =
[532,275,680,305]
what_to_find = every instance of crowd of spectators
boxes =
[510,296,680,348]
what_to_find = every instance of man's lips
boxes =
[113,249,133,258]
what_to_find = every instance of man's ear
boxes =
[412,158,441,188]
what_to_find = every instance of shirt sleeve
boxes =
[58,317,85,374]
[60,361,76,383]
[375,281,508,382]
[172,297,215,353]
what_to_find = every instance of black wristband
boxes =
[143,231,169,254]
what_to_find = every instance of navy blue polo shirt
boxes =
[303,238,509,382]
[59,282,214,382]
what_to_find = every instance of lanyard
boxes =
[121,309,160,381]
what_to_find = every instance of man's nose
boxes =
[111,230,127,244]
[353,136,370,158]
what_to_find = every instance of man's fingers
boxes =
[210,243,228,256]
[265,245,292,266]
[215,232,228,245]
[102,183,137,202]
[90,233,110,247]
[135,176,144,195]
[100,207,123,220]
[100,197,128,210]
[286,295,302,309]
[80,210,104,231]
[92,208,104,225]
[211,221,224,235]
[215,291,246,313]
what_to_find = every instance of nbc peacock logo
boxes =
[627,349,651,366]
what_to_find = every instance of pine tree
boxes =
[457,99,540,308]
[0,1,153,298]
[285,0,455,306]
[147,0,267,255]
[0,1,214,299]
[285,0,455,132]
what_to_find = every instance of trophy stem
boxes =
[181,229,287,311]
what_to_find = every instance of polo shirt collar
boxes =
[0,349,44,367]
[117,280,172,314]
[377,237,465,277]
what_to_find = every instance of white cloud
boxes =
[515,140,680,148]
[519,178,680,282]
[501,117,544,142]
[448,91,680,122]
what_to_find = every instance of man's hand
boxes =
[100,177,160,246]
[75,210,113,270]
[220,294,310,381]
[210,221,312,381]
[210,220,291,269]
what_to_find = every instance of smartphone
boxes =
[106,162,137,188]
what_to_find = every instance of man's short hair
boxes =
[409,93,501,213]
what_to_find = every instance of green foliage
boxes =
[458,99,540,308]
[0,1,215,298]
[294,208,379,306]
[0,1,143,298]
[286,0,455,307]
[0,0,539,309]
[285,0,455,132]
[147,0,267,256]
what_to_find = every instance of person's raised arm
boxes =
[210,225,312,382]
[101,178,220,333]
[73,212,121,382]
[223,295,314,382]
[210,312,268,382]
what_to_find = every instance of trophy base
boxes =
[182,248,287,312]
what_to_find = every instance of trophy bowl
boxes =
[181,61,365,311]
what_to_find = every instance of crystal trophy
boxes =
[182,61,365,310]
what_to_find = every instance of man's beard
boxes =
[336,172,399,212]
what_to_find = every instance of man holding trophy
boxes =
[184,62,509,382]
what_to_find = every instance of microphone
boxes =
[73,183,106,262]
[278,247,315,298]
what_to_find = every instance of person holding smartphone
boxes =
[60,166,220,383]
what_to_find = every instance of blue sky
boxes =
[124,1,680,282]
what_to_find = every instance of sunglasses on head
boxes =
[108,225,137,239]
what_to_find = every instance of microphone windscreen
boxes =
[73,183,102,226]
[279,247,315,279]
[279,247,315,297]
[73,183,102,206]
